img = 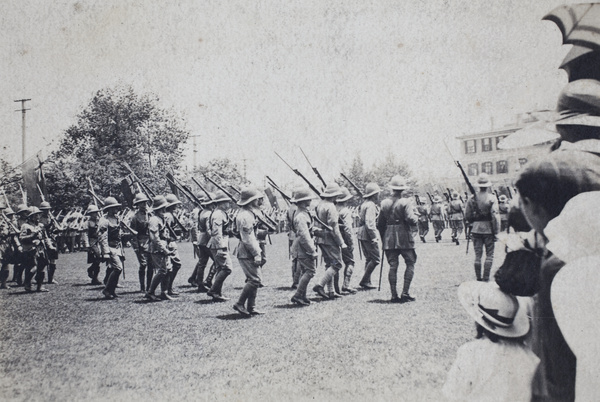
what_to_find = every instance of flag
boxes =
[21,151,45,206]
[166,172,182,200]
[120,177,134,208]
[263,187,280,210]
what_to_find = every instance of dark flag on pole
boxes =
[21,151,45,206]
[263,187,280,210]
[166,172,183,200]
[120,175,135,208]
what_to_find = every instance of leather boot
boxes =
[145,272,163,300]
[47,264,58,284]
[0,268,9,289]
[103,268,113,286]
[204,262,217,287]
[104,269,121,297]
[146,268,154,291]
[36,271,49,292]
[389,267,399,300]
[168,264,181,295]
[246,287,264,315]
[138,271,146,292]
[233,283,252,316]
[159,275,172,300]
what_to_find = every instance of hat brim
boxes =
[102,203,121,211]
[555,111,600,127]
[389,185,408,191]
[133,199,149,206]
[458,281,530,338]
[212,197,231,204]
[291,194,315,203]
[237,194,262,206]
[166,200,182,208]
[362,190,381,198]
[28,211,42,217]
[321,192,343,198]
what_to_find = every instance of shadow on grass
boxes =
[367,299,395,304]
[355,287,379,292]
[86,287,106,291]
[119,291,144,295]
[272,303,307,309]
[7,290,34,296]
[274,286,294,291]
[216,313,251,320]
[83,297,113,302]
[133,299,161,304]
[194,299,218,305]
[71,283,98,287]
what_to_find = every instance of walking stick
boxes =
[377,255,385,291]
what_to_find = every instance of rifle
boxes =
[426,192,434,203]
[166,175,203,209]
[493,190,501,203]
[506,186,513,200]
[265,176,292,201]
[191,177,213,201]
[0,212,22,252]
[204,175,238,203]
[415,195,422,206]
[274,152,322,198]
[299,146,327,188]
[122,161,156,198]
[340,173,363,197]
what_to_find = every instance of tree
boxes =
[46,85,190,210]
[185,158,248,198]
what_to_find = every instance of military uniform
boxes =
[464,174,500,282]
[39,202,61,284]
[19,207,49,292]
[85,205,104,285]
[416,202,430,242]
[145,196,174,301]
[192,200,214,292]
[447,195,465,245]
[377,176,418,302]
[129,195,154,292]
[286,201,300,288]
[290,189,318,306]
[206,191,233,302]
[357,183,381,290]
[429,196,446,242]
[498,195,510,232]
[164,194,183,296]
[336,188,356,294]
[99,197,125,299]
[0,209,20,289]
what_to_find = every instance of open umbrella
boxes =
[560,44,600,81]
[497,120,560,150]
[544,3,600,50]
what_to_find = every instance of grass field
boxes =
[0,231,505,401]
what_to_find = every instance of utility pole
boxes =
[14,98,31,163]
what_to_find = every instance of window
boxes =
[482,162,493,174]
[482,138,492,152]
[496,136,506,147]
[465,140,476,154]
[519,158,528,166]
[468,163,479,176]
[496,160,508,174]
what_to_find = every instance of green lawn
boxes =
[0,231,504,401]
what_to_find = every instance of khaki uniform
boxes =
[357,200,380,287]
[465,192,500,281]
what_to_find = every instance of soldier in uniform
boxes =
[232,187,267,316]
[85,204,104,285]
[206,190,233,302]
[145,196,174,301]
[164,194,183,296]
[39,201,61,284]
[416,198,430,243]
[311,183,346,299]
[286,191,299,289]
[377,176,419,303]
[0,206,21,289]
[129,193,153,292]
[335,187,357,294]
[12,204,31,285]
[19,206,49,292]
[464,174,500,282]
[357,183,381,290]
[189,195,213,292]
[498,194,510,233]
[99,197,126,299]
[447,192,465,245]
[429,196,446,242]
[290,188,318,306]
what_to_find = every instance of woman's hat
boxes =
[363,182,382,198]
[458,281,530,338]
[237,186,263,206]
[336,187,353,203]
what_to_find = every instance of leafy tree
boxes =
[46,85,190,210]
[184,158,248,198]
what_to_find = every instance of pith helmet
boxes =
[85,204,100,215]
[151,195,169,210]
[321,183,343,198]
[433,196,443,203]
[16,204,29,215]
[4,207,15,216]
[39,201,52,210]
[389,175,408,190]
[102,197,121,211]
[28,206,42,217]
[237,186,263,206]
[133,193,149,206]
[499,194,508,202]
[337,187,353,203]
[452,192,459,199]
[165,193,182,208]
[212,190,231,203]
[363,182,381,198]
[476,173,492,188]
[201,193,214,206]
[291,188,315,203]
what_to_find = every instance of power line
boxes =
[14,98,31,163]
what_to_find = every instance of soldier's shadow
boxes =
[367,299,396,304]
[216,313,251,320]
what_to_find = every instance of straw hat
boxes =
[458,281,530,338]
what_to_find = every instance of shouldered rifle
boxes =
[275,152,322,198]
[494,190,501,202]
[415,195,422,206]
[265,176,292,202]
[311,212,333,231]
[299,146,327,188]
[122,161,156,198]
[426,192,434,203]
[204,175,238,202]
[192,177,213,201]
[1,212,22,251]
[507,186,513,200]
[340,173,363,197]
[166,176,202,210]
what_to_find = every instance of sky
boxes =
[0,0,571,187]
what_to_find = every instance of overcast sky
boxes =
[0,0,570,186]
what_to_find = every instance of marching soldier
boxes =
[39,201,61,284]
[99,197,125,299]
[290,188,318,306]
[357,183,381,290]
[191,195,214,292]
[12,204,30,285]
[144,196,174,301]
[429,196,446,242]
[164,194,183,296]
[311,183,346,299]
[336,187,357,294]
[206,190,234,302]
[232,187,267,316]
[0,206,20,289]
[129,193,154,292]
[498,194,510,232]
[464,174,500,282]
[416,199,430,243]
[447,192,465,245]
[85,204,104,285]
[286,191,300,289]
[19,206,49,292]
[377,176,419,303]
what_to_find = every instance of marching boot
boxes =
[145,272,163,301]
[342,265,357,294]
[292,272,313,306]
[208,269,230,301]
[159,275,172,300]
[47,264,58,284]
[389,268,400,302]
[103,269,121,298]
[36,271,49,293]
[333,272,342,295]
[168,264,181,296]
[146,268,154,292]
[204,262,217,288]
[103,268,113,286]
[233,283,252,316]
[14,264,24,285]
[359,261,377,289]
[0,269,9,289]
[246,287,264,315]
[138,270,146,292]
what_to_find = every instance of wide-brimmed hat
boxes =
[4,207,15,216]
[363,182,381,198]
[320,183,343,198]
[389,175,408,191]
[554,79,600,128]
[28,206,42,217]
[336,187,353,203]
[151,195,169,210]
[85,204,100,215]
[102,197,121,211]
[16,204,29,215]
[458,281,530,338]
[39,201,52,210]
[291,188,315,203]
[201,193,214,206]
[433,196,443,203]
[476,173,492,188]
[165,193,182,208]
[212,190,231,204]
[237,186,263,206]
[133,193,149,206]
